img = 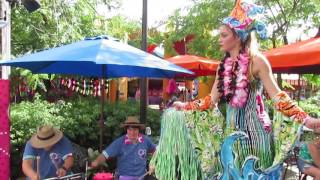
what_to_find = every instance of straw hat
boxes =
[30,125,63,148]
[120,116,145,130]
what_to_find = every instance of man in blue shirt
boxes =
[22,125,74,180]
[91,116,156,180]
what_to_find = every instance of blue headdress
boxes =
[222,0,268,42]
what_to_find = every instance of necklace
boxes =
[220,52,250,108]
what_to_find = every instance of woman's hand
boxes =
[305,117,320,130]
[172,101,185,110]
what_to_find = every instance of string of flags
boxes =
[59,78,109,97]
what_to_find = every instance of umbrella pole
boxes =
[99,65,106,152]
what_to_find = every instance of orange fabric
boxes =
[184,95,212,111]
[273,91,308,124]
[166,55,219,77]
[264,37,320,73]
[230,0,247,22]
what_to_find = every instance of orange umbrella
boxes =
[264,37,320,74]
[166,55,219,77]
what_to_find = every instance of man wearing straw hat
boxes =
[91,116,156,180]
[22,125,74,180]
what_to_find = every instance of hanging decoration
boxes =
[59,77,109,97]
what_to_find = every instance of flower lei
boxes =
[218,51,250,108]
[124,134,144,144]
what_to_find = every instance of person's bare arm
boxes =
[253,54,320,129]
[210,66,222,106]
[56,156,74,177]
[22,159,39,180]
[309,143,320,168]
[253,55,281,98]
[91,154,107,168]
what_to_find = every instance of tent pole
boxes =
[140,0,148,124]
[297,74,301,105]
[99,65,106,152]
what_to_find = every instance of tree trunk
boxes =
[315,26,320,38]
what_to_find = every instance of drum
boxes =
[93,172,114,180]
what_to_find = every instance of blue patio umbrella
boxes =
[0,35,193,150]
[0,36,192,77]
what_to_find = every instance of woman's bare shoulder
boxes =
[252,53,272,74]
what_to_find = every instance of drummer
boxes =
[91,116,156,180]
[22,125,74,180]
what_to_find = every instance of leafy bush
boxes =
[10,96,161,178]
[299,92,320,118]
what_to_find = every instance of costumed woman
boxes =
[150,0,320,179]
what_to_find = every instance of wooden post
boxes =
[0,0,11,79]
[140,0,148,124]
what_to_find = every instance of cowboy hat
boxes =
[120,116,145,130]
[30,125,63,148]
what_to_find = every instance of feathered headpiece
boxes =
[222,0,267,42]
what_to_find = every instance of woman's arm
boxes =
[173,64,221,110]
[210,68,222,106]
[253,54,320,129]
[253,54,281,98]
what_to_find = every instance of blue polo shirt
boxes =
[103,135,156,177]
[23,136,73,179]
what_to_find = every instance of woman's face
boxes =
[219,25,241,52]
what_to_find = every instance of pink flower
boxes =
[222,52,250,108]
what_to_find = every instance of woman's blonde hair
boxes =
[243,31,261,80]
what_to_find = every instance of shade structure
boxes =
[0,35,193,151]
[264,37,320,74]
[166,55,219,77]
[0,36,192,78]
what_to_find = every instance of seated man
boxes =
[298,131,320,179]
[22,125,74,180]
[91,116,156,180]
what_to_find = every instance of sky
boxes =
[98,0,193,29]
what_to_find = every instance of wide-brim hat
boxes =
[120,116,145,130]
[30,125,63,148]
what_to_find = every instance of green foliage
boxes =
[10,96,161,178]
[299,92,320,118]
[10,0,142,91]
[258,0,319,45]
[303,74,320,87]
[163,0,319,58]
[164,0,234,59]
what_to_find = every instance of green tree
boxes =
[10,0,144,92]
[164,0,234,59]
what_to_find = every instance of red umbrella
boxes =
[264,37,320,74]
[166,55,219,77]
